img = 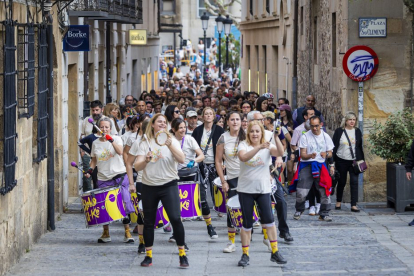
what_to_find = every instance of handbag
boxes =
[343,129,367,174]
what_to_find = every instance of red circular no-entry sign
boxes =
[342,45,379,82]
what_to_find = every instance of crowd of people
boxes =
[78,70,369,268]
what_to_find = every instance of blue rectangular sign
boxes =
[63,25,90,52]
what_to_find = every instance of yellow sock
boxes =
[242,245,249,256]
[178,247,186,257]
[228,231,236,244]
[270,240,278,254]
[205,217,212,226]
[139,234,144,244]
[263,228,268,240]
[146,249,152,258]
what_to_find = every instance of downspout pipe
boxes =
[292,0,299,109]
[45,0,55,231]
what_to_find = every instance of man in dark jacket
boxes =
[293,95,325,126]
[405,141,414,226]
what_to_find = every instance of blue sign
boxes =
[63,25,90,52]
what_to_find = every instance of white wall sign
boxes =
[359,18,387,38]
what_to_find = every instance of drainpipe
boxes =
[292,0,299,109]
[45,0,55,231]
[283,56,289,98]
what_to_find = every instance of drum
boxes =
[81,186,127,228]
[226,195,259,229]
[178,181,202,219]
[155,130,170,146]
[130,192,140,224]
[139,201,170,229]
[213,176,228,214]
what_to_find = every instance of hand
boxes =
[330,166,335,176]
[276,126,281,136]
[145,151,152,163]
[311,152,317,159]
[165,136,172,147]
[129,184,136,193]
[259,142,270,150]
[287,126,293,132]
[222,181,229,193]
[320,152,327,159]
[105,134,114,143]
[407,172,412,181]
[275,156,283,168]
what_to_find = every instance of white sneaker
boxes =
[223,242,236,253]
[309,206,316,216]
[253,221,261,228]
[305,200,310,209]
[315,203,321,215]
[263,239,272,252]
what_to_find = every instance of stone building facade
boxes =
[239,0,294,100]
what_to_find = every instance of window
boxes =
[266,0,270,13]
[313,16,318,65]
[198,37,212,49]
[250,0,253,16]
[300,6,304,35]
[161,0,175,15]
[332,12,337,67]
[198,0,216,17]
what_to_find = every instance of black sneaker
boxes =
[270,251,287,264]
[207,225,218,239]
[168,235,176,243]
[238,254,250,267]
[184,243,189,251]
[179,255,189,268]
[137,243,146,254]
[319,215,333,222]
[409,219,414,226]
[141,256,152,267]
[279,232,294,242]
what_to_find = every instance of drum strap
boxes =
[203,125,216,155]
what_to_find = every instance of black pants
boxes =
[272,179,290,234]
[226,178,238,228]
[135,182,144,225]
[239,192,273,229]
[336,157,359,206]
[141,180,185,247]
[180,173,211,216]
[307,184,321,206]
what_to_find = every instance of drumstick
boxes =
[143,134,152,152]
[88,118,103,135]
[71,161,85,173]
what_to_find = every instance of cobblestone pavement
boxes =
[6,194,414,276]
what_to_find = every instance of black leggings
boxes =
[336,157,359,206]
[181,173,211,216]
[135,182,144,225]
[141,180,185,247]
[239,192,273,229]
[226,178,238,228]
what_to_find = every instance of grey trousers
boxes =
[295,165,331,216]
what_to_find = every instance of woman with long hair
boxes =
[191,107,224,240]
[255,96,269,112]
[85,117,136,244]
[215,111,246,253]
[236,121,287,267]
[279,104,295,183]
[164,105,180,130]
[214,114,225,129]
[134,114,188,268]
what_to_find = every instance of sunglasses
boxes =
[174,110,180,114]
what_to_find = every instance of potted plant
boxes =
[368,108,414,212]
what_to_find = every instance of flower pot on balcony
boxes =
[386,162,414,212]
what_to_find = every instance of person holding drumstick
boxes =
[85,117,136,244]
[134,114,189,268]
[215,111,246,253]
[192,107,224,239]
[236,120,287,267]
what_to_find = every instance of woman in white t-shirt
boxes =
[236,121,287,267]
[86,117,136,244]
[133,114,189,268]
[215,111,246,254]
[124,114,151,254]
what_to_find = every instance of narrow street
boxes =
[6,195,414,276]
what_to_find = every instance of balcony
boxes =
[67,0,143,24]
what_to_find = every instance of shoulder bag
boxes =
[343,129,367,174]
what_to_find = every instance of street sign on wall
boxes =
[342,45,379,82]
[129,29,147,45]
[63,25,90,52]
[359,18,387,38]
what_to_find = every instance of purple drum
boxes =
[178,182,202,219]
[139,201,170,229]
[227,195,259,229]
[213,177,228,214]
[130,193,140,224]
[81,186,127,228]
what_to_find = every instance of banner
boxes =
[63,25,90,52]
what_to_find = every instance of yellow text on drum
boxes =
[82,197,100,222]
[179,189,190,211]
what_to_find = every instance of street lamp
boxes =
[215,14,224,76]
[223,15,232,70]
[201,12,209,79]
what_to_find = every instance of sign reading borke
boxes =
[129,29,147,45]
[63,25,90,52]
[342,45,379,82]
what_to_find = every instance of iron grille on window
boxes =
[137,0,142,21]
[34,24,48,163]
[0,20,18,195]
[17,23,35,119]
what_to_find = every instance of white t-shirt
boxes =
[128,135,143,182]
[218,132,240,180]
[91,136,126,181]
[201,128,214,164]
[299,131,334,163]
[81,115,117,137]
[176,135,200,170]
[136,137,182,186]
[237,141,274,194]
[121,131,135,146]
[336,129,356,161]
